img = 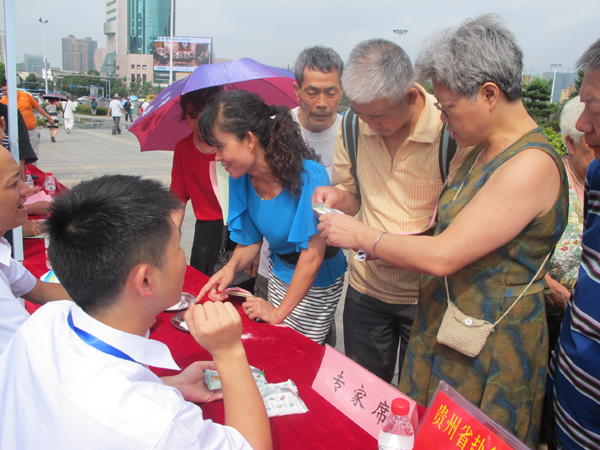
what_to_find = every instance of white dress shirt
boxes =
[0,301,253,450]
[0,237,36,353]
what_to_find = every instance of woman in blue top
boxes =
[197,91,347,344]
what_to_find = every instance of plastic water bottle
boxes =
[378,398,414,450]
[44,236,52,269]
[44,172,56,196]
[25,170,34,189]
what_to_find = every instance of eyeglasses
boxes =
[434,94,463,117]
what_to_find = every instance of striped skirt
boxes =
[268,270,345,345]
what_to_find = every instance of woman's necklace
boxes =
[565,158,585,191]
[251,175,275,200]
[194,133,215,154]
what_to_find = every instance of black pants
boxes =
[343,285,416,383]
[190,219,228,277]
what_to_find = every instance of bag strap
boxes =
[439,123,457,181]
[342,109,361,202]
[219,225,230,253]
[444,252,551,328]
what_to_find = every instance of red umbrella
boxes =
[130,58,299,152]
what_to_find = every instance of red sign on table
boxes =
[414,381,529,450]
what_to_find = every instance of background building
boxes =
[542,71,578,103]
[24,53,48,77]
[103,0,174,83]
[62,35,98,73]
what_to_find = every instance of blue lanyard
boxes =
[67,311,139,364]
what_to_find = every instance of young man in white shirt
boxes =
[0,175,272,450]
[107,93,124,135]
[0,147,70,353]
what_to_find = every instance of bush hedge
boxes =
[541,126,567,155]
[76,105,108,116]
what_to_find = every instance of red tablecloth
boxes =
[22,238,376,450]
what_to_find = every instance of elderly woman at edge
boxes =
[316,14,567,448]
[545,96,594,355]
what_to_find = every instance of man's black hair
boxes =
[45,175,183,314]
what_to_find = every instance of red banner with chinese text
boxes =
[414,381,529,450]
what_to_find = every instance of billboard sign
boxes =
[153,36,212,72]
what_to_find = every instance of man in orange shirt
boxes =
[1,80,54,157]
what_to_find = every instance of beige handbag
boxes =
[436,253,551,358]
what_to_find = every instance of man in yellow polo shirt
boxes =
[313,39,469,383]
[1,80,55,157]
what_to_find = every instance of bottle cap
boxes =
[47,172,53,176]
[25,170,31,175]
[391,398,410,416]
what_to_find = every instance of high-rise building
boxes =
[103,0,174,82]
[542,72,578,103]
[128,0,172,54]
[24,54,47,77]
[62,35,98,72]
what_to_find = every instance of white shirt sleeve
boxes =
[5,258,37,298]
[155,401,254,450]
[0,259,36,353]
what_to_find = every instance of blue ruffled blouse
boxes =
[227,159,347,287]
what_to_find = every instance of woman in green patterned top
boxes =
[317,15,568,449]
[545,96,595,354]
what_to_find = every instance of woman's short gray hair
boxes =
[415,14,524,101]
[342,38,414,104]
[577,38,600,71]
[294,46,344,87]
[560,96,585,150]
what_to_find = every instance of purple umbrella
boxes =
[130,58,299,152]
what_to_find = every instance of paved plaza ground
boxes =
[33,115,352,356]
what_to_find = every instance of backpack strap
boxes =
[439,123,458,181]
[342,109,361,202]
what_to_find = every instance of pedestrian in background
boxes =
[107,94,124,135]
[123,96,132,123]
[63,94,76,134]
[1,79,54,156]
[91,98,97,116]
[45,100,59,143]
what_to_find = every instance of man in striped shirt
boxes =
[547,38,600,450]
[313,39,468,383]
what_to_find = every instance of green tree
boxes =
[150,84,165,96]
[140,81,154,96]
[523,76,554,124]
[0,63,4,83]
[23,73,44,90]
[569,68,585,99]
[128,80,141,96]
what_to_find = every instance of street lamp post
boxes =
[39,17,48,94]
[393,29,408,46]
[550,63,562,103]
[168,0,175,85]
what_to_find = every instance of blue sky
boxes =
[10,0,600,76]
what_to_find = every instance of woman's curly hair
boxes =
[199,90,321,198]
